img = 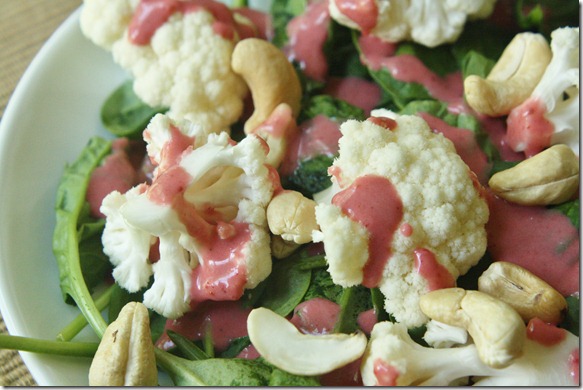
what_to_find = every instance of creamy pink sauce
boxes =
[334,0,378,34]
[357,308,377,335]
[478,114,525,162]
[155,300,251,351]
[128,0,259,44]
[290,297,340,334]
[526,317,566,346]
[323,76,382,115]
[569,349,580,385]
[232,7,272,40]
[419,112,490,184]
[320,357,363,386]
[373,358,399,386]
[505,97,554,157]
[87,138,147,218]
[332,175,403,288]
[359,35,464,105]
[367,116,397,129]
[413,248,455,291]
[485,190,580,296]
[285,0,330,81]
[399,223,413,237]
[280,115,342,176]
[252,102,297,140]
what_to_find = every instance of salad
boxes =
[0,0,580,386]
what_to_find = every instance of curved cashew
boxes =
[89,302,158,386]
[231,38,302,134]
[419,287,525,369]
[478,261,568,324]
[267,190,318,244]
[247,307,367,376]
[488,144,579,206]
[464,32,551,116]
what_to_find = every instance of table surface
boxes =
[0,0,82,386]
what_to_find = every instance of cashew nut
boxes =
[89,302,158,386]
[231,38,302,134]
[247,307,367,376]
[464,32,551,116]
[419,287,525,369]
[267,190,318,245]
[478,261,568,324]
[488,144,579,205]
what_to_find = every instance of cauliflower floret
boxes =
[361,320,579,386]
[329,0,496,48]
[312,112,489,327]
[80,0,250,132]
[101,114,275,319]
[506,27,580,157]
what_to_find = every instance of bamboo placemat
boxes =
[0,0,82,386]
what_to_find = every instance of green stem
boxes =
[57,285,115,341]
[0,334,98,358]
[231,0,248,7]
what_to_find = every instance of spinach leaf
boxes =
[155,350,271,386]
[219,336,251,359]
[325,22,370,79]
[367,67,433,110]
[303,267,344,304]
[551,199,580,230]
[334,286,372,334]
[395,42,458,77]
[107,282,145,323]
[287,154,335,197]
[300,94,365,122]
[101,80,167,138]
[253,256,312,317]
[53,136,112,336]
[459,50,496,80]
[167,330,211,360]
[270,0,307,48]
[560,295,580,337]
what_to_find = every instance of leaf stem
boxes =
[57,284,115,341]
[0,334,98,357]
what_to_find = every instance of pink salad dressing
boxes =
[252,102,298,141]
[290,297,340,334]
[87,138,147,218]
[505,97,554,157]
[373,358,400,386]
[155,300,251,351]
[128,0,259,44]
[413,248,455,291]
[358,35,464,105]
[419,112,490,184]
[323,76,382,115]
[485,190,580,296]
[280,115,342,176]
[333,0,378,34]
[526,318,566,346]
[285,0,330,81]
[332,175,403,288]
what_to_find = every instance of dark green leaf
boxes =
[460,50,496,80]
[167,330,211,361]
[254,256,312,316]
[303,267,343,304]
[287,154,335,197]
[333,286,372,334]
[559,295,580,336]
[270,0,308,48]
[107,283,144,323]
[551,199,580,230]
[219,336,251,359]
[300,95,365,122]
[52,136,112,336]
[101,80,167,138]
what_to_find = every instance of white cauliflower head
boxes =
[80,0,252,132]
[312,111,489,327]
[101,114,275,319]
[329,0,496,48]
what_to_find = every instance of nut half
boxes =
[247,307,367,376]
[88,302,158,386]
[488,144,579,205]
[478,261,568,324]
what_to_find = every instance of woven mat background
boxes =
[0,0,82,386]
